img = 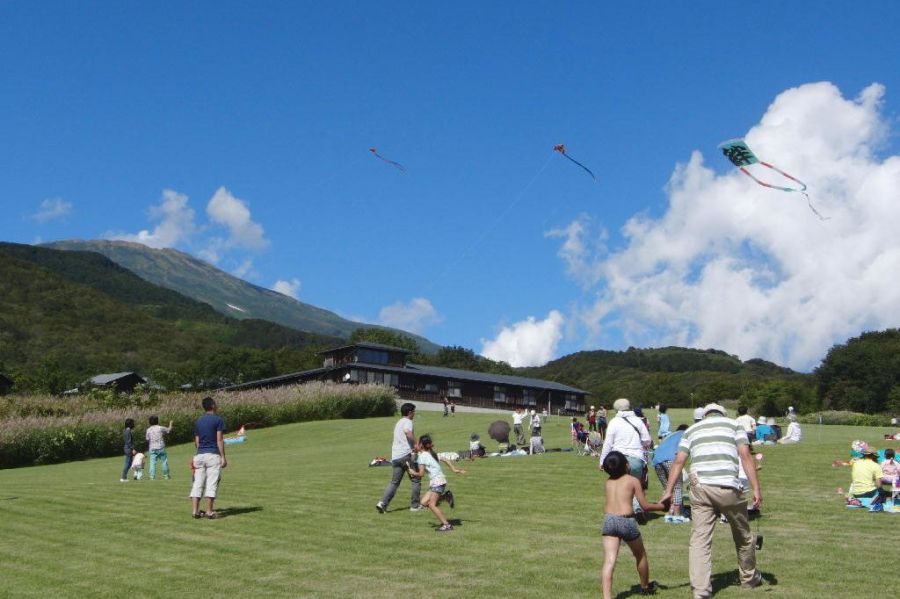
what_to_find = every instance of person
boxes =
[880,448,900,486]
[634,408,651,437]
[656,405,671,441]
[145,415,174,480]
[468,433,486,459]
[849,447,886,505]
[190,396,227,519]
[376,402,422,513]
[735,406,756,440]
[530,409,543,438]
[130,451,145,480]
[588,406,598,432]
[600,450,669,599]
[597,405,608,439]
[512,407,527,446]
[768,417,782,441]
[661,403,763,598]
[599,398,653,522]
[408,434,465,532]
[120,418,136,482]
[693,406,704,423]
[450,401,456,416]
[778,415,802,444]
[652,424,689,523]
[442,396,449,417]
[755,417,776,444]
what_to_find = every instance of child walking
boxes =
[408,435,465,532]
[601,450,669,598]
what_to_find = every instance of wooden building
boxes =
[226,342,589,413]
[89,372,147,394]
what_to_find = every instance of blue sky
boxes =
[3,3,899,370]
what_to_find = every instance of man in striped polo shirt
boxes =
[661,403,763,599]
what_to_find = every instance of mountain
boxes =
[42,239,438,352]
[0,243,342,392]
[520,346,810,409]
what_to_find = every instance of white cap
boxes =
[702,403,727,418]
[613,398,631,411]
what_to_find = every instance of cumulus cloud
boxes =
[553,82,900,370]
[206,187,269,251]
[30,197,73,223]
[377,298,443,334]
[109,189,196,248]
[272,278,302,300]
[481,310,565,367]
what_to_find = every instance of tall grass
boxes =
[0,383,396,468]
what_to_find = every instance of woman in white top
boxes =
[778,416,802,444]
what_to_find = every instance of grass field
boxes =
[1,408,897,598]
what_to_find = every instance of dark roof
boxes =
[318,341,412,355]
[90,372,146,385]
[224,362,588,395]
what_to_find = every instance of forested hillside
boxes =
[0,243,341,393]
[815,329,900,414]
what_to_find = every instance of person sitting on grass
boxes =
[469,433,486,459]
[849,447,886,506]
[600,451,670,598]
[879,448,900,486]
[777,415,802,444]
[408,434,466,532]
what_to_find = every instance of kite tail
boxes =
[563,154,596,180]
[802,192,830,221]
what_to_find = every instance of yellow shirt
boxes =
[851,459,883,495]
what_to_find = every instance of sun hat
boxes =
[702,403,727,418]
[613,398,631,411]
[757,416,767,424]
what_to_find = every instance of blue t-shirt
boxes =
[755,424,774,441]
[651,430,684,466]
[658,413,671,437]
[194,414,226,455]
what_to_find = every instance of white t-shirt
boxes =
[598,411,651,463]
[735,415,756,434]
[512,411,524,425]
[417,451,447,487]
[786,421,802,442]
[390,417,414,460]
[132,453,145,468]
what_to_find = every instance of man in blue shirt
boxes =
[653,424,689,523]
[190,396,227,519]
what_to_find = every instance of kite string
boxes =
[426,152,555,291]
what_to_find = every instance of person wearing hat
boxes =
[849,446,886,505]
[778,415,802,444]
[598,398,653,522]
[661,403,763,598]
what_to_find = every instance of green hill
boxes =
[0,243,342,392]
[520,346,812,410]
[42,239,439,352]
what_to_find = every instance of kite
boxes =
[369,147,406,172]
[553,144,596,180]
[718,139,828,220]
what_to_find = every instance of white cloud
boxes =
[109,189,197,248]
[206,187,269,251]
[377,298,443,334]
[272,278,302,300]
[553,82,900,370]
[480,310,565,367]
[30,198,73,223]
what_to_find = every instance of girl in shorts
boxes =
[600,451,669,598]
[408,434,466,532]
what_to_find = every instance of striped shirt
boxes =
[678,416,748,490]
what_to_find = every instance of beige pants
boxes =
[688,483,758,599]
[190,453,222,499]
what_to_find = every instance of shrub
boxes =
[797,410,890,427]
[0,383,397,469]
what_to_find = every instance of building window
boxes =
[494,386,507,403]
[447,382,462,398]
[348,369,359,382]
[357,349,389,365]
[424,383,439,393]
[523,388,537,406]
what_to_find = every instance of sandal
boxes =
[206,511,219,519]
[192,511,206,519]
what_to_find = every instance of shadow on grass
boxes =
[708,570,778,597]
[614,581,689,598]
[217,506,263,518]
[1,497,19,501]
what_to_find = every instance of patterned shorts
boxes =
[602,514,641,542]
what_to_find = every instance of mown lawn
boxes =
[0,408,897,598]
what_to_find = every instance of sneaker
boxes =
[119,478,128,482]
[719,514,728,524]
[443,490,455,509]
[436,523,453,532]
[410,505,426,512]
[664,514,674,523]
[741,572,763,589]
[673,515,690,523]
[640,580,658,595]
[375,501,386,514]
